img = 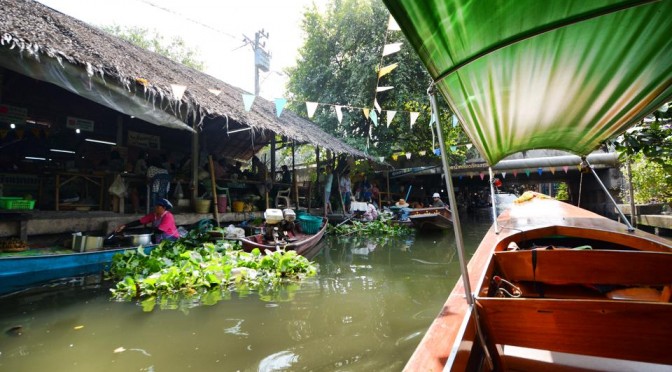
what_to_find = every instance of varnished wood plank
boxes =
[494,250,672,286]
[477,298,672,365]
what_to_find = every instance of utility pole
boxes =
[243,29,271,96]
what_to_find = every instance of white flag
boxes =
[386,111,397,128]
[410,112,419,128]
[306,101,318,118]
[388,15,400,31]
[376,86,394,92]
[382,42,402,56]
[374,98,381,114]
[171,84,187,100]
[335,105,343,123]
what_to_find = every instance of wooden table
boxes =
[55,172,105,211]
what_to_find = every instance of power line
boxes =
[136,0,241,42]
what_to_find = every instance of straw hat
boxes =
[395,199,409,208]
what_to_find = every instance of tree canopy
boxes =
[285,0,467,164]
[103,25,205,71]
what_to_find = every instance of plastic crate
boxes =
[0,197,36,210]
[298,215,322,235]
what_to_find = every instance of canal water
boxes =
[0,216,492,371]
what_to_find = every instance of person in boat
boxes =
[431,192,445,207]
[395,198,411,221]
[115,198,179,244]
[362,201,379,221]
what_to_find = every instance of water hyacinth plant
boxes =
[108,228,317,310]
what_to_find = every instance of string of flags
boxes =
[461,164,575,181]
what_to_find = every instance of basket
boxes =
[298,215,322,235]
[0,197,35,210]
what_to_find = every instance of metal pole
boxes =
[584,157,635,231]
[488,167,499,234]
[428,87,473,304]
[428,86,494,370]
[626,157,636,227]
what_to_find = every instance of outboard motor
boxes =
[264,209,284,242]
[281,209,297,237]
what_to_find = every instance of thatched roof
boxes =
[0,0,373,160]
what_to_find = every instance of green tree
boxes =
[286,0,467,163]
[620,153,672,205]
[103,25,205,71]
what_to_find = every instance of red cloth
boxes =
[139,211,179,238]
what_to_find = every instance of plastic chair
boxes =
[275,188,291,209]
[147,173,171,211]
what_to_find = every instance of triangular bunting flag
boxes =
[370,110,378,126]
[550,167,556,175]
[466,144,473,149]
[382,42,402,56]
[388,15,401,31]
[452,115,459,127]
[378,63,398,78]
[450,145,457,152]
[374,98,382,114]
[386,111,396,128]
[469,172,474,179]
[513,170,518,177]
[525,170,531,177]
[274,98,287,117]
[410,112,419,128]
[433,148,441,156]
[479,172,485,180]
[306,102,318,118]
[458,175,463,181]
[563,165,569,173]
[242,94,255,112]
[363,108,370,119]
[537,167,543,176]
[501,172,507,179]
[335,105,343,123]
[376,86,394,92]
[171,84,187,100]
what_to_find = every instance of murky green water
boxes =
[0,217,491,371]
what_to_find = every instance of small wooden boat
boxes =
[238,217,328,258]
[405,192,672,371]
[408,206,452,230]
[0,245,154,295]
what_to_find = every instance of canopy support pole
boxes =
[488,167,500,234]
[583,157,635,231]
[626,156,636,227]
[428,86,493,369]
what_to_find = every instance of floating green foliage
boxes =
[328,218,414,236]
[108,227,317,311]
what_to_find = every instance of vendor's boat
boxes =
[381,0,672,370]
[408,206,452,230]
[238,209,328,258]
[0,245,154,296]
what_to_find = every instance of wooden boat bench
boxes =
[492,249,672,300]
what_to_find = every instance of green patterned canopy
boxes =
[383,0,672,165]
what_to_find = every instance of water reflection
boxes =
[0,218,491,371]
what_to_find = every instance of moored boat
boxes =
[0,245,154,295]
[408,206,452,230]
[238,210,328,258]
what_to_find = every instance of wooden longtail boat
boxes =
[238,217,328,258]
[0,245,154,295]
[381,0,672,369]
[408,206,452,230]
[405,192,672,370]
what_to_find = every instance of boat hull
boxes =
[0,246,153,295]
[405,194,672,371]
[239,217,328,258]
[408,206,453,230]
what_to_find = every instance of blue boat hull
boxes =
[0,246,152,295]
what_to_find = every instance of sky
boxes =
[37,0,325,100]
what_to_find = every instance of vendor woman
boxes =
[115,198,179,243]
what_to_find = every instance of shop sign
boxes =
[0,104,27,125]
[128,130,161,150]
[66,116,95,132]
